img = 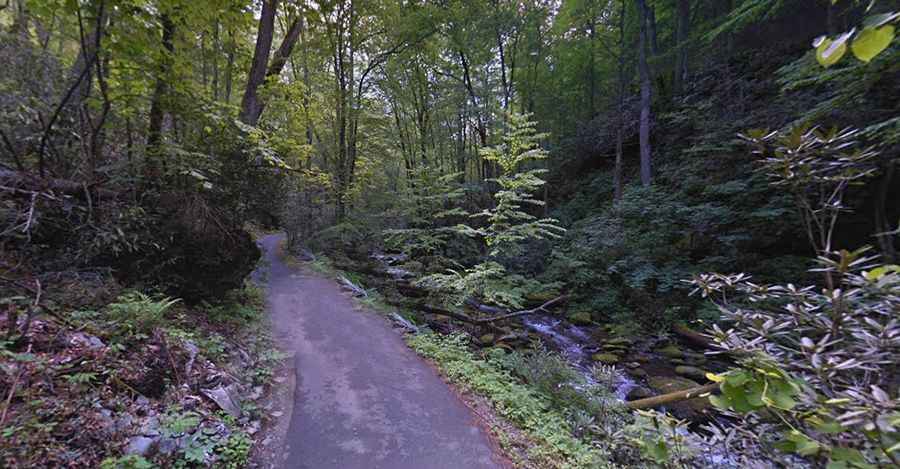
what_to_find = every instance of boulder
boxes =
[675,366,707,380]
[648,375,712,420]
[69,332,105,351]
[629,368,648,378]
[591,353,620,364]
[606,337,633,346]
[626,386,654,401]
[568,311,593,326]
[657,344,684,359]
[202,384,242,418]
[478,334,495,346]
[525,291,559,304]
[125,436,158,457]
[602,343,629,351]
[648,376,701,395]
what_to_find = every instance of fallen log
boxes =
[0,169,117,200]
[420,304,506,334]
[626,382,719,410]
[421,295,569,336]
[672,324,716,349]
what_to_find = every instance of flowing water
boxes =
[520,314,636,400]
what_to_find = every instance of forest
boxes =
[1,0,898,467]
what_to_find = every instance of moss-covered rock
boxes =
[630,368,648,378]
[657,344,684,359]
[591,353,620,364]
[648,375,712,419]
[568,311,593,326]
[478,334,495,345]
[606,337,633,346]
[648,376,701,394]
[601,343,629,351]
[525,290,560,304]
[675,366,707,380]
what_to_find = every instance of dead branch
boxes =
[420,304,507,334]
[23,192,37,241]
[421,295,569,334]
[470,295,569,323]
[0,170,117,200]
[626,382,719,410]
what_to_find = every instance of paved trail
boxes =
[259,235,502,469]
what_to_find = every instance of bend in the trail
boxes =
[259,234,503,469]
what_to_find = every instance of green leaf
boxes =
[709,394,731,410]
[851,26,896,63]
[745,379,765,407]
[864,264,900,280]
[816,35,849,67]
[814,419,844,434]
[725,370,750,387]
[830,447,872,467]
[786,430,821,456]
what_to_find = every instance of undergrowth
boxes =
[0,279,281,468]
[407,332,613,468]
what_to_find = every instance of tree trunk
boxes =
[636,0,652,187]
[239,0,279,126]
[874,161,897,262]
[266,16,303,81]
[146,12,175,176]
[673,0,690,95]
[212,19,220,101]
[613,0,627,202]
[225,27,235,103]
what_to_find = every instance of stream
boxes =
[520,314,637,400]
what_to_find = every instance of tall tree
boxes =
[636,0,652,186]
[240,1,304,126]
[239,0,278,125]
[673,0,690,94]
[146,11,175,174]
[613,0,628,201]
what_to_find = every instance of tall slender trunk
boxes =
[146,12,175,175]
[874,161,897,262]
[588,19,596,117]
[212,19,220,100]
[636,0,652,187]
[300,16,313,147]
[225,27,235,103]
[613,0,627,202]
[673,0,690,95]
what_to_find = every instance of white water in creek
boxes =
[520,314,637,401]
